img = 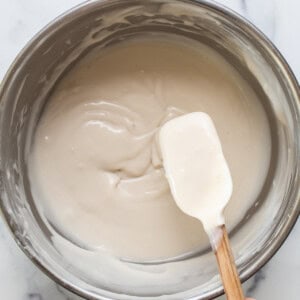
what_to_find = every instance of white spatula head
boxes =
[159,112,233,234]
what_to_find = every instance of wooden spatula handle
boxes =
[214,225,244,300]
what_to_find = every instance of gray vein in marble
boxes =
[27,293,43,300]
[240,0,247,14]
[245,269,266,295]
[241,0,277,39]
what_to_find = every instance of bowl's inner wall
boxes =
[0,1,299,299]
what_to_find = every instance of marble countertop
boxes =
[0,1,299,299]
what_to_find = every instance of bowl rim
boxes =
[0,0,299,299]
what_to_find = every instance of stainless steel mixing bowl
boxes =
[0,0,299,299]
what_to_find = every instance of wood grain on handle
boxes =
[214,225,244,300]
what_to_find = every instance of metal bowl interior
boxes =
[0,0,299,299]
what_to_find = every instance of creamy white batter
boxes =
[29,37,271,263]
